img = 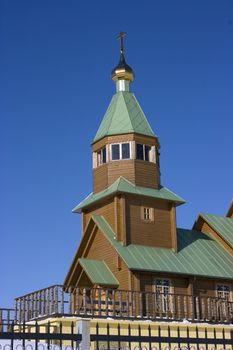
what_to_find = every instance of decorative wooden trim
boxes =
[170,204,178,252]
[117,255,122,270]
[121,196,127,245]
[114,196,118,239]
[81,212,86,236]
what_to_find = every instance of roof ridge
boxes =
[131,93,155,136]
[117,176,135,188]
[201,212,233,220]
[121,91,135,132]
[104,93,120,137]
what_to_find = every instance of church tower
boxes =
[92,32,161,193]
[72,33,184,257]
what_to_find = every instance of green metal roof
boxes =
[79,258,119,286]
[93,91,155,142]
[73,177,185,212]
[92,214,233,280]
[199,213,233,248]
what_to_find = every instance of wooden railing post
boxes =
[132,291,136,318]
[83,288,87,315]
[126,291,129,318]
[118,290,122,318]
[51,287,54,314]
[14,299,18,323]
[75,287,80,315]
[61,288,64,314]
[184,295,188,320]
[207,297,211,321]
[139,292,143,318]
[177,295,181,320]
[145,292,149,318]
[46,288,50,316]
[195,296,200,320]
[23,297,26,322]
[54,286,58,314]
[105,289,109,317]
[189,295,194,321]
[90,289,94,316]
[201,298,205,321]
[97,288,101,317]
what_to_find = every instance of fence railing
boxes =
[0,318,232,350]
[12,285,233,324]
[0,319,82,350]
[0,309,14,332]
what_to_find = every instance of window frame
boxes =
[141,207,154,222]
[110,142,131,161]
[97,147,107,166]
[216,284,231,301]
[136,143,152,162]
[154,278,173,314]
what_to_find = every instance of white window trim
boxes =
[216,283,232,301]
[110,142,132,161]
[153,278,174,313]
[97,147,107,166]
[136,143,155,162]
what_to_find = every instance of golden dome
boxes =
[111,32,134,82]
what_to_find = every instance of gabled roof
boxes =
[72,177,185,212]
[92,214,233,280]
[198,213,233,248]
[79,258,119,286]
[93,91,156,143]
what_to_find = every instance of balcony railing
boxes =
[13,285,233,324]
[0,308,14,332]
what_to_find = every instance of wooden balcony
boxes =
[13,285,233,324]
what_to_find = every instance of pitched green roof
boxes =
[73,177,185,212]
[93,91,155,142]
[79,258,119,286]
[199,213,233,248]
[92,214,233,280]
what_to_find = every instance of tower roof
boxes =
[93,91,156,143]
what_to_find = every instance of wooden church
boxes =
[62,34,233,321]
[13,35,233,324]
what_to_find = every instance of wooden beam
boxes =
[121,196,127,245]
[170,204,178,252]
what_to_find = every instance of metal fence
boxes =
[0,320,82,350]
[91,322,233,350]
[0,318,232,350]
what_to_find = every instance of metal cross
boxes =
[117,32,126,53]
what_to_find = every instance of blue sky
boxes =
[1,0,233,307]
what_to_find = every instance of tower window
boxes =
[136,144,151,161]
[111,143,131,161]
[97,147,106,166]
[122,143,130,159]
[111,144,120,160]
[144,207,150,220]
[142,207,154,222]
